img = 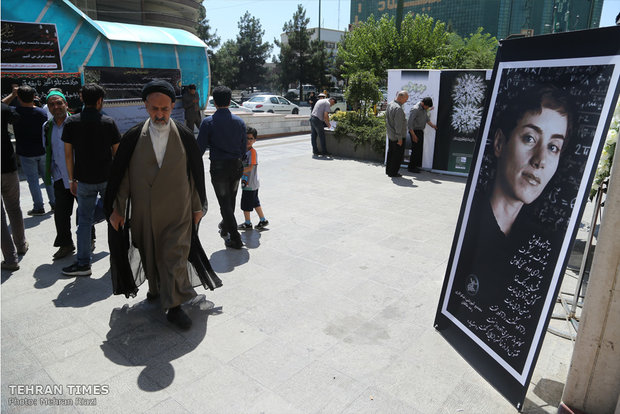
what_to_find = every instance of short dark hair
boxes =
[422,97,433,107]
[188,84,196,90]
[81,83,106,106]
[212,86,231,107]
[493,85,574,152]
[246,126,258,139]
[17,85,35,103]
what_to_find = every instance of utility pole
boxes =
[318,0,321,42]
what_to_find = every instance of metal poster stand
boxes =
[548,183,606,340]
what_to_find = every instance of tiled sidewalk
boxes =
[1,134,581,413]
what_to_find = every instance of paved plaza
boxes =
[1,134,587,413]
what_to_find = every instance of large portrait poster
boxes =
[1,21,62,71]
[433,70,490,174]
[434,27,620,409]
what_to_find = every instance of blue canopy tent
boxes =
[1,0,210,131]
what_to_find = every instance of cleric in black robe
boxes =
[447,85,575,371]
[104,80,221,330]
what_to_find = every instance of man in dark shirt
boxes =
[197,85,246,249]
[182,84,202,133]
[62,84,120,276]
[1,103,28,270]
[12,85,55,215]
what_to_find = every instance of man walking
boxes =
[62,84,120,276]
[385,91,409,177]
[182,84,202,133]
[43,89,83,260]
[107,80,208,330]
[407,97,437,173]
[309,93,336,156]
[10,85,55,215]
[197,85,246,249]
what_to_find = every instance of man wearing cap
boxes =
[309,93,336,156]
[43,89,81,260]
[62,84,121,276]
[106,80,208,330]
[182,84,202,133]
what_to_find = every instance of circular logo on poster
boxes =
[466,274,479,296]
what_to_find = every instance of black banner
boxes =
[1,72,82,111]
[1,21,62,71]
[83,67,181,100]
[433,71,489,173]
[434,27,620,409]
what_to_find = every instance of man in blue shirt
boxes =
[197,86,246,249]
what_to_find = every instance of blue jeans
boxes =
[20,155,55,210]
[76,182,107,266]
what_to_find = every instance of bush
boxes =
[344,71,382,115]
[331,111,386,153]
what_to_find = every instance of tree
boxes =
[236,11,272,91]
[275,5,314,99]
[344,71,382,116]
[418,28,498,69]
[196,5,220,60]
[212,40,240,88]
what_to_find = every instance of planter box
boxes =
[324,130,384,163]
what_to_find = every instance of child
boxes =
[238,127,269,230]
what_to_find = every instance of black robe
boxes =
[104,119,221,298]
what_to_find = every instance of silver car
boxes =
[204,96,252,115]
[242,95,300,114]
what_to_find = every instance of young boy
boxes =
[238,127,269,230]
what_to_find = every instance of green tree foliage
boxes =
[196,5,220,60]
[212,40,240,88]
[344,71,382,116]
[275,5,327,98]
[339,14,498,77]
[236,12,272,91]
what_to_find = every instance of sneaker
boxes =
[17,242,29,255]
[52,245,75,260]
[225,238,243,249]
[166,306,192,330]
[255,220,269,229]
[27,208,46,216]
[62,262,92,276]
[1,261,19,271]
[238,222,253,230]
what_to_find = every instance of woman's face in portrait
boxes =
[494,107,568,205]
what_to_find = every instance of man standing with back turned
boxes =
[385,90,409,177]
[408,96,437,173]
[197,85,246,249]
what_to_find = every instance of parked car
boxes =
[204,96,252,115]
[330,94,348,113]
[242,95,300,114]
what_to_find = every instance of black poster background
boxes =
[434,27,620,410]
[1,21,62,71]
[1,72,82,110]
[83,67,181,100]
[433,71,489,173]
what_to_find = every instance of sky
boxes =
[203,0,351,58]
[203,0,618,59]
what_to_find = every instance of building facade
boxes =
[350,0,604,39]
[68,0,202,35]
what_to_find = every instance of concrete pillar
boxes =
[561,142,620,413]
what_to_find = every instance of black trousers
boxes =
[53,179,96,248]
[210,159,244,242]
[385,139,405,176]
[53,180,74,247]
[408,129,424,170]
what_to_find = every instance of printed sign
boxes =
[83,67,182,100]
[1,72,81,110]
[434,71,489,174]
[1,21,62,70]
[434,27,620,409]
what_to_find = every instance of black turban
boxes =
[141,79,176,103]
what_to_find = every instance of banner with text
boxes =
[434,27,620,409]
[1,72,81,110]
[1,21,62,71]
[83,67,181,100]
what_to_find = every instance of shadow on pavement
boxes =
[209,248,249,273]
[391,176,417,187]
[101,295,219,392]
[23,213,53,229]
[240,229,262,249]
[33,262,70,289]
[53,271,113,308]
